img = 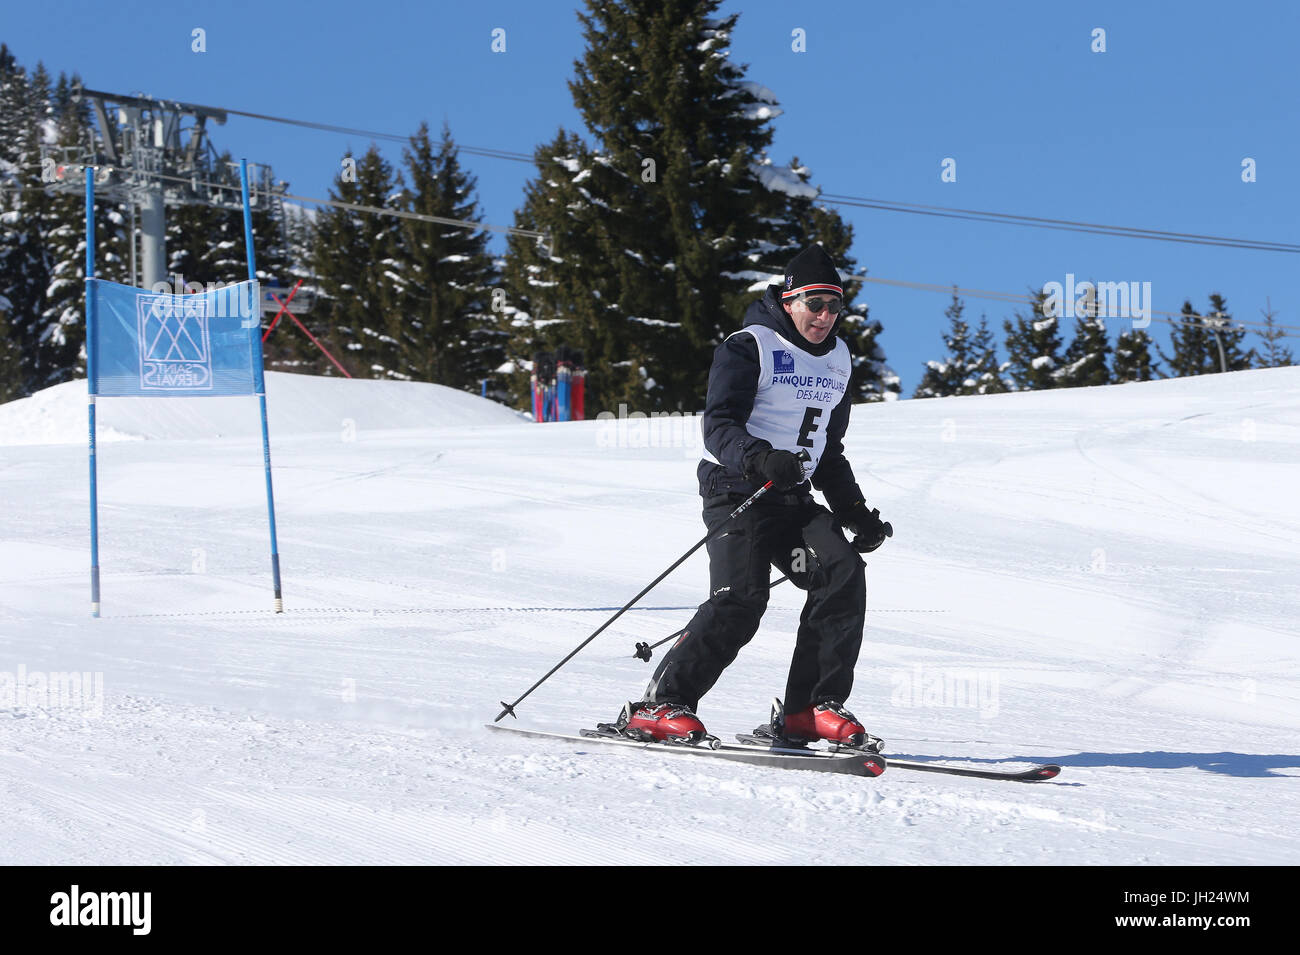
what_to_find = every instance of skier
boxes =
[611,245,892,747]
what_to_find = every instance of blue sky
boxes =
[5,0,1297,394]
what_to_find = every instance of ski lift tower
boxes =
[1202,312,1231,374]
[39,83,287,289]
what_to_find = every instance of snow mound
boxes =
[0,371,526,446]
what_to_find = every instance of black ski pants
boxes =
[645,493,866,714]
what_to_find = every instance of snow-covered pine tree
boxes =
[500,129,620,406]
[1060,296,1111,387]
[1254,299,1294,368]
[0,45,42,400]
[835,287,899,403]
[966,314,1010,394]
[37,69,95,386]
[582,0,788,409]
[167,152,294,292]
[1202,294,1254,372]
[914,292,976,398]
[1002,289,1064,391]
[504,0,880,412]
[309,145,403,378]
[22,67,130,392]
[1159,300,1213,377]
[752,159,898,401]
[0,290,18,402]
[263,201,329,375]
[0,53,60,399]
[1160,295,1252,376]
[167,164,287,288]
[160,153,300,373]
[282,203,316,279]
[1112,327,1158,382]
[394,122,501,392]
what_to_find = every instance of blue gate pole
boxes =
[240,160,283,612]
[85,167,101,617]
[557,363,570,422]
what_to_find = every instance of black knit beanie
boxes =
[781,245,843,301]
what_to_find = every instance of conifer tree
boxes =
[501,129,622,404]
[167,197,250,287]
[163,168,299,373]
[0,51,50,397]
[1001,289,1064,391]
[966,314,1009,394]
[503,0,895,411]
[395,122,501,391]
[838,306,900,402]
[1112,327,1158,382]
[36,67,99,385]
[0,292,19,402]
[1255,298,1294,368]
[262,202,329,375]
[6,65,130,393]
[914,292,976,398]
[1160,295,1252,376]
[757,160,897,401]
[166,153,293,289]
[1060,302,1111,388]
[1203,294,1253,372]
[309,146,403,378]
[0,46,39,400]
[1159,300,1213,377]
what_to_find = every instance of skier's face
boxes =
[785,296,840,345]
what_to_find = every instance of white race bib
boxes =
[703,324,851,477]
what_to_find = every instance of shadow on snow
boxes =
[890,750,1300,778]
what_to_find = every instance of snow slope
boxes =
[0,371,525,445]
[1,368,1297,864]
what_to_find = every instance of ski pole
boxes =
[494,450,810,721]
[633,574,791,662]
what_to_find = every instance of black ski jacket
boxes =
[696,285,865,513]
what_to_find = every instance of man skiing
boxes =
[611,245,892,748]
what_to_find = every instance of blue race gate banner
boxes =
[84,161,282,618]
[88,278,263,397]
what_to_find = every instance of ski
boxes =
[485,723,887,777]
[884,758,1060,782]
[734,732,1060,782]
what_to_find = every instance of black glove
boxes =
[751,448,807,490]
[839,501,892,553]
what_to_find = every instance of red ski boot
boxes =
[777,699,884,752]
[614,701,711,745]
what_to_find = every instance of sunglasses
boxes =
[796,294,843,315]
